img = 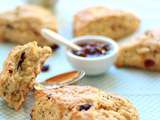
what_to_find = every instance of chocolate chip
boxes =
[79,104,92,111]
[41,65,49,72]
[51,44,59,51]
[17,52,25,70]
[144,59,155,67]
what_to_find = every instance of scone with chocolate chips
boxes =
[31,86,139,120]
[0,42,52,110]
[0,5,58,47]
[116,29,160,71]
[74,6,140,40]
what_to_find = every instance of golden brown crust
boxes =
[74,6,140,40]
[0,42,52,110]
[31,86,139,120]
[0,5,57,46]
[116,29,160,71]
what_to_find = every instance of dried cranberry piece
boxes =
[78,43,87,47]
[144,59,155,67]
[83,46,91,54]
[47,93,52,99]
[95,47,103,54]
[72,41,111,58]
[8,70,13,74]
[79,104,92,111]
[51,44,59,51]
[41,65,50,72]
[83,46,96,55]
[89,47,97,55]
[102,44,110,51]
[17,52,25,70]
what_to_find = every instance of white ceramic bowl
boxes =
[66,35,118,75]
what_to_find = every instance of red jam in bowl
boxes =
[72,41,111,58]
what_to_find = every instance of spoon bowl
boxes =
[34,70,85,90]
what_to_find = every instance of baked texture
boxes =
[116,29,160,71]
[0,42,52,110]
[31,85,139,120]
[0,5,57,46]
[74,6,140,40]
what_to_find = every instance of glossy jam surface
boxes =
[72,41,111,58]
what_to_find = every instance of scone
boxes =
[31,86,139,120]
[0,42,52,110]
[116,29,160,71]
[0,5,57,47]
[74,6,140,40]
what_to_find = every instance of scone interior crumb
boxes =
[0,42,52,110]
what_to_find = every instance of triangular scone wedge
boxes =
[116,31,160,71]
[74,6,140,40]
[31,86,139,120]
[0,5,57,47]
[0,42,52,110]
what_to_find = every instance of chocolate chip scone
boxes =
[74,6,140,40]
[116,29,160,71]
[0,42,52,110]
[31,86,139,120]
[0,5,57,47]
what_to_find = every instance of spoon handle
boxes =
[41,28,81,51]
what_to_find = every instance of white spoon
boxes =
[41,28,81,51]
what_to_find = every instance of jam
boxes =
[72,41,111,58]
[79,104,92,111]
